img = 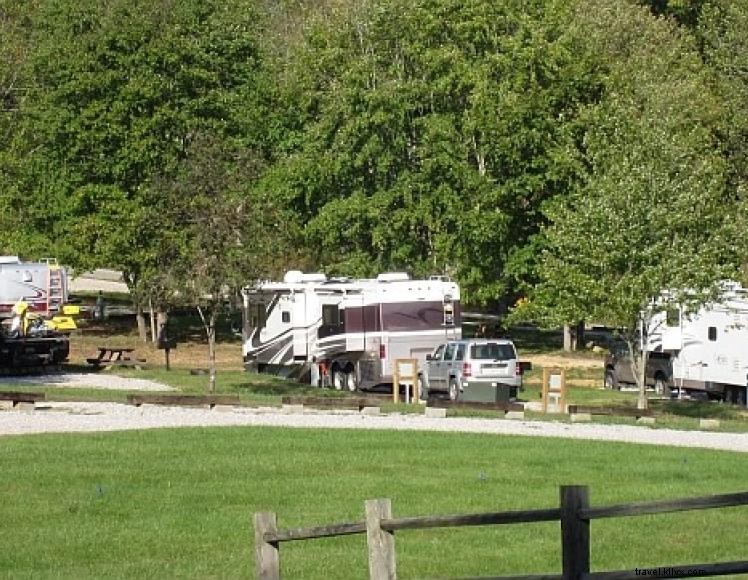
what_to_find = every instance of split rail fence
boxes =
[254,485,748,579]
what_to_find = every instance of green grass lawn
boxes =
[1,427,746,579]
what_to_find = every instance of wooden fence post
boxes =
[365,498,397,580]
[560,485,590,580]
[254,511,280,580]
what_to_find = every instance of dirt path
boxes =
[524,353,604,369]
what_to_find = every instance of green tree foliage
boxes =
[524,0,739,406]
[4,0,264,278]
[147,132,286,391]
[697,2,748,270]
[1,0,744,345]
[0,0,38,252]
[265,0,600,304]
[638,0,703,28]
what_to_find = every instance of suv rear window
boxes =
[470,343,515,360]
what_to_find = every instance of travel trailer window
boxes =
[708,326,717,341]
[282,311,290,324]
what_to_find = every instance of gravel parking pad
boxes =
[0,373,175,391]
[1,401,746,452]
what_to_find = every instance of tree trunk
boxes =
[564,322,586,352]
[627,337,649,410]
[197,304,219,393]
[157,311,169,333]
[136,303,148,343]
[149,299,157,344]
[208,310,217,393]
[563,325,572,352]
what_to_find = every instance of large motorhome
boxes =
[241,271,461,389]
[649,281,748,405]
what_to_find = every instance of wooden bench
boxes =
[567,404,656,418]
[426,399,525,413]
[0,391,46,408]
[127,394,240,408]
[281,396,392,411]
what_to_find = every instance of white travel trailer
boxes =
[649,281,748,405]
[242,271,461,389]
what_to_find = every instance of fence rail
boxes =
[253,486,748,579]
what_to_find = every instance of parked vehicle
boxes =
[0,256,77,367]
[603,343,672,395]
[421,338,522,401]
[647,281,748,405]
[241,270,460,390]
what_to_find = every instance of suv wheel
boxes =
[448,379,459,402]
[416,375,426,401]
[604,370,618,390]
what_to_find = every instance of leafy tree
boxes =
[521,0,739,407]
[266,0,600,305]
[697,2,748,276]
[148,132,287,392]
[5,0,266,281]
[0,1,39,253]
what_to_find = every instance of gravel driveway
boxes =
[2,401,747,453]
[0,373,174,391]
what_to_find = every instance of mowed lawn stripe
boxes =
[0,427,746,579]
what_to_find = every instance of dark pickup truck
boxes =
[604,344,672,395]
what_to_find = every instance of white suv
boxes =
[421,339,523,402]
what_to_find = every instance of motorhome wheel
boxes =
[332,364,357,391]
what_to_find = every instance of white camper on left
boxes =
[242,271,461,390]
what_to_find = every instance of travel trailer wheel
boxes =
[724,385,747,406]
[604,370,618,390]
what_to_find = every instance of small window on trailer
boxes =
[708,326,717,341]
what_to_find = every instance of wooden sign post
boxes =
[393,358,419,403]
[542,367,567,413]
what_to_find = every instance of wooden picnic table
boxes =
[87,347,136,367]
